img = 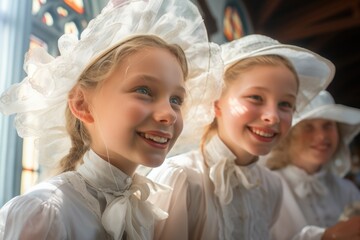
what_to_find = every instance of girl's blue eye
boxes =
[170,96,183,106]
[279,101,294,110]
[135,86,151,96]
[248,95,262,101]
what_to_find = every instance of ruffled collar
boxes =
[78,149,132,192]
[204,135,260,205]
[280,165,328,198]
[77,150,168,240]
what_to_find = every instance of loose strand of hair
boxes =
[200,120,217,167]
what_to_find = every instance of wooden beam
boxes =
[257,0,282,28]
[305,33,337,52]
[275,0,356,30]
[276,15,360,41]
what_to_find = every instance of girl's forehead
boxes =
[231,65,297,87]
[104,48,185,88]
[299,118,337,125]
[125,47,178,66]
[128,49,182,73]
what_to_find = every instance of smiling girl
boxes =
[267,90,360,240]
[148,34,335,240]
[0,0,221,239]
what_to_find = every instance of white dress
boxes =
[0,150,167,240]
[270,165,360,240]
[148,134,283,240]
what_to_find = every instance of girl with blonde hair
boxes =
[267,90,360,240]
[148,34,335,240]
[0,0,222,239]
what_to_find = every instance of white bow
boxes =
[101,174,168,240]
[294,175,328,198]
[209,158,259,205]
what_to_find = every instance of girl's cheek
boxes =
[281,112,293,129]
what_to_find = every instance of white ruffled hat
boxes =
[293,90,360,176]
[0,0,223,167]
[221,34,335,111]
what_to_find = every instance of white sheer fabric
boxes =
[148,134,283,240]
[0,150,168,239]
[270,165,360,240]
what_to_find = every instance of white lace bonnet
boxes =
[0,0,223,168]
[292,90,360,177]
[221,34,335,112]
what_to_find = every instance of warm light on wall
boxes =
[21,137,39,194]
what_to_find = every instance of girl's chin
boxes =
[249,143,276,155]
[140,157,166,168]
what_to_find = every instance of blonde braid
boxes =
[58,107,90,173]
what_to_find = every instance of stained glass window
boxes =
[223,0,251,42]
[57,6,69,17]
[21,0,92,193]
[64,21,79,35]
[32,0,47,15]
[29,34,48,50]
[42,12,54,26]
[31,0,89,41]
[223,5,244,41]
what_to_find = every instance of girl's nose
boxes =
[153,101,177,125]
[261,106,280,125]
[315,129,327,141]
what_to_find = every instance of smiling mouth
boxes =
[312,144,331,151]
[249,127,276,138]
[138,132,170,144]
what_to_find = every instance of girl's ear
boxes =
[214,100,222,117]
[68,86,94,123]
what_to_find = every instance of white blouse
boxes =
[271,165,360,240]
[148,134,283,240]
[0,150,168,240]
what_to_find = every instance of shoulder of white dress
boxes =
[163,150,203,170]
[255,164,282,188]
[1,185,63,215]
[148,150,206,188]
[13,173,77,208]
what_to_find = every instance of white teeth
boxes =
[144,133,168,143]
[251,129,274,138]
